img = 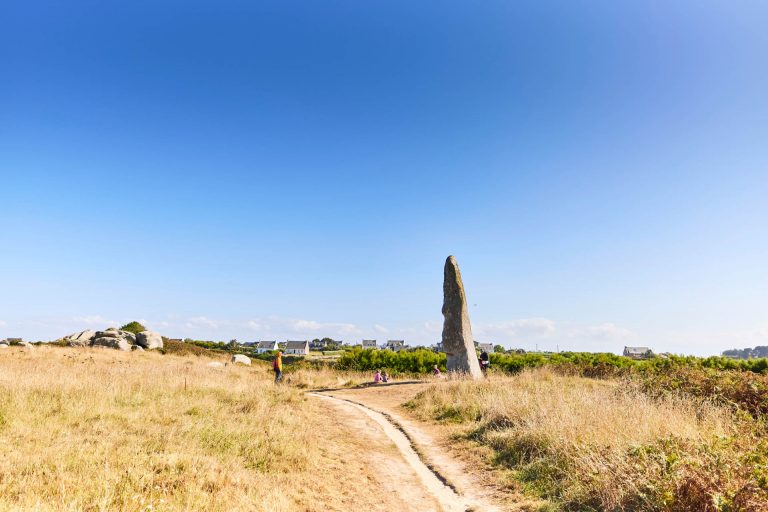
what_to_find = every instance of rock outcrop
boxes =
[64,329,96,347]
[136,331,163,350]
[62,327,164,352]
[231,354,251,366]
[441,255,483,379]
[0,344,8,349]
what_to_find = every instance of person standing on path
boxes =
[273,351,283,383]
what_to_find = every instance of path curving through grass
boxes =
[309,390,501,512]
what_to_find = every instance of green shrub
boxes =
[336,348,446,375]
[119,321,147,335]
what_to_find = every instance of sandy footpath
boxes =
[311,383,510,512]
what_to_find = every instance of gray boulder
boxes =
[441,255,483,379]
[136,331,163,350]
[132,345,144,352]
[92,331,135,351]
[95,328,120,338]
[230,354,251,366]
[92,337,131,351]
[64,329,96,347]
[95,330,135,344]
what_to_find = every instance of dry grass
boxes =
[0,346,407,511]
[407,368,768,511]
[282,366,375,390]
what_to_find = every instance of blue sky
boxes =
[2,1,766,355]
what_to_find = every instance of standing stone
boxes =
[441,256,483,379]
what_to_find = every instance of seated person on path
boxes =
[382,370,389,383]
[433,365,442,377]
[374,369,382,383]
[273,351,283,383]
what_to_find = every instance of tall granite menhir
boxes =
[441,256,484,379]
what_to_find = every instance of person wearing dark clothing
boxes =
[479,351,490,373]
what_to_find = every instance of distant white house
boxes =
[255,340,279,354]
[385,340,405,352]
[362,339,378,349]
[623,346,653,360]
[284,340,310,355]
[477,343,494,354]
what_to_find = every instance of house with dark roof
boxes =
[284,340,310,355]
[362,339,378,349]
[477,342,494,354]
[255,340,279,354]
[385,340,405,352]
[623,346,653,360]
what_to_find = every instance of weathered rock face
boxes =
[441,256,483,379]
[96,330,135,343]
[92,330,136,351]
[64,329,97,347]
[231,354,251,366]
[136,331,163,350]
[92,336,132,351]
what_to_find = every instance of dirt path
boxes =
[308,391,444,511]
[310,383,506,512]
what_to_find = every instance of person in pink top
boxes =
[374,369,382,383]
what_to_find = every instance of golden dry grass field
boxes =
[0,346,420,512]
[405,369,768,511]
[3,346,767,512]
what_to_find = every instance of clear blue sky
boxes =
[2,1,766,355]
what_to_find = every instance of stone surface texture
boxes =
[231,354,251,365]
[136,331,163,350]
[92,336,133,351]
[441,255,483,379]
[64,329,97,347]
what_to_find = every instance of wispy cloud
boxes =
[185,316,219,329]
[246,320,270,331]
[289,318,361,336]
[0,320,6,327]
[373,324,389,334]
[478,318,557,340]
[241,316,361,341]
[72,315,118,327]
[575,323,634,341]
[474,318,637,352]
